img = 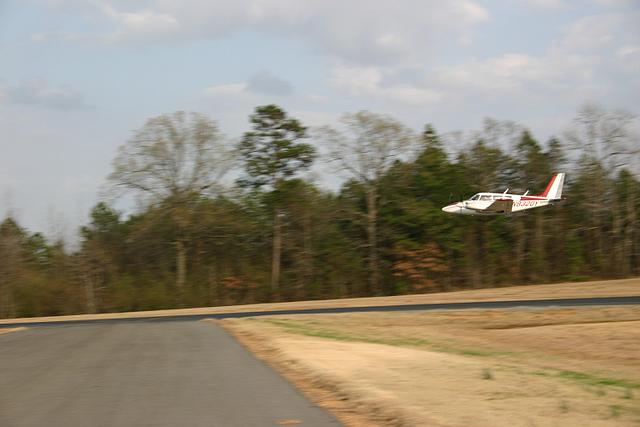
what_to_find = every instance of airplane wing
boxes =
[484,199,513,214]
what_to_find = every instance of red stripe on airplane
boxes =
[535,174,556,198]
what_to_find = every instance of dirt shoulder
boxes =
[220,306,640,427]
[214,319,392,427]
[1,277,638,325]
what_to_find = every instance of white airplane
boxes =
[442,173,565,215]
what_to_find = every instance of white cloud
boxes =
[455,0,491,22]
[330,64,442,105]
[41,0,490,65]
[618,45,640,57]
[338,7,640,109]
[517,0,634,10]
[327,30,631,111]
[592,0,640,7]
[203,71,295,99]
[203,83,248,98]
[327,50,600,109]
[431,52,601,100]
[118,10,178,31]
[103,7,181,43]
[557,15,618,51]
[7,78,90,110]
[555,11,640,53]
[34,1,638,116]
[517,0,569,9]
[616,44,640,73]
[330,65,383,96]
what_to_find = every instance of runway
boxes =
[0,322,341,427]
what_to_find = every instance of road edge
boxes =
[1,277,638,326]
[215,319,410,427]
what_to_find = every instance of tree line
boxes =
[1,104,638,318]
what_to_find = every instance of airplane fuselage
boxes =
[442,193,553,215]
[442,173,565,216]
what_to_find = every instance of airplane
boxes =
[442,173,565,215]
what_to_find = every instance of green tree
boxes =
[380,125,461,292]
[0,218,26,317]
[79,203,123,313]
[456,140,514,286]
[237,104,316,294]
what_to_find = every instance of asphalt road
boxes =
[0,322,341,427]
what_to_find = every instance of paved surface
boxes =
[0,322,341,427]
[3,296,639,328]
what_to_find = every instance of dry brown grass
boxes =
[0,277,638,325]
[221,305,640,427]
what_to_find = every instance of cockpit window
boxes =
[470,194,480,200]
[480,195,492,201]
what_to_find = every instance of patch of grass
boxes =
[260,318,507,357]
[482,368,494,380]
[532,369,640,390]
[436,345,505,357]
[623,388,633,400]
[261,318,411,345]
[456,348,492,356]
[559,400,569,413]
[610,405,621,418]
[558,370,640,389]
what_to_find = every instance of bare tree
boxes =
[566,104,639,173]
[565,104,640,276]
[108,111,234,293]
[319,111,415,294]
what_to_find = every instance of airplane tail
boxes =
[537,173,565,200]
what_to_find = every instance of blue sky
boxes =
[1,0,639,242]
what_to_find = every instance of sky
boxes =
[1,0,639,242]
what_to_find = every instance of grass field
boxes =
[221,305,640,427]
